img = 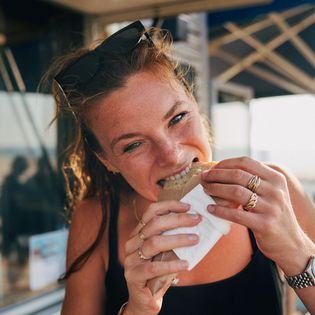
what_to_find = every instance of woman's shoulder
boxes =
[70,197,104,236]
[61,196,110,314]
[67,196,110,270]
[72,197,103,224]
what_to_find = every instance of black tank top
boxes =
[105,197,283,315]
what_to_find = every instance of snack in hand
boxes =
[147,161,232,296]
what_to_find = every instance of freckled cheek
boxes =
[182,120,211,156]
[119,165,159,200]
[182,120,203,142]
[117,158,154,187]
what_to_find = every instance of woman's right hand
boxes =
[122,200,201,315]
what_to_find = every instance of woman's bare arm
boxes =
[61,198,109,315]
[268,164,315,314]
[268,163,315,240]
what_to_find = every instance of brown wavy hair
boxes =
[45,25,206,280]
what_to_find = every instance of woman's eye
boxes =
[169,112,187,126]
[123,142,142,153]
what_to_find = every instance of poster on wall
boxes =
[29,229,68,291]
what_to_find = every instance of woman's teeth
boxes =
[165,164,192,181]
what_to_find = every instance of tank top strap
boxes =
[105,193,129,315]
[108,193,120,265]
[248,228,258,253]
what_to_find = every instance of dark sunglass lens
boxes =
[56,52,99,88]
[55,21,148,91]
[101,27,142,54]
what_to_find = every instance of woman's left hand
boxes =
[201,156,312,273]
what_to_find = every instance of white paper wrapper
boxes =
[163,184,231,270]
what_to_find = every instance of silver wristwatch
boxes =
[285,255,315,289]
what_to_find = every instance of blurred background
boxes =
[0,0,314,314]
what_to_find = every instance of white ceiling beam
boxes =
[45,0,272,18]
[212,49,309,93]
[208,4,313,53]
[92,1,273,25]
[216,13,315,83]
[269,12,315,68]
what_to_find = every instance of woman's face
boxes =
[89,70,212,201]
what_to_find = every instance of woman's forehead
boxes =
[87,71,194,148]
[91,71,190,125]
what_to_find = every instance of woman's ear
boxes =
[95,152,120,174]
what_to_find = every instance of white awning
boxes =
[43,0,272,20]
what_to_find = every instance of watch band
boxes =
[285,255,315,289]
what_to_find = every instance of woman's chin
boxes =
[137,187,160,202]
[150,187,161,202]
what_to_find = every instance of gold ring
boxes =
[139,219,146,227]
[171,277,179,285]
[138,229,146,241]
[138,247,151,260]
[247,175,261,193]
[244,192,258,211]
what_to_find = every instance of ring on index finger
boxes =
[138,247,152,261]
[244,192,258,211]
[138,229,146,241]
[138,219,146,228]
[247,175,261,193]
[171,277,179,285]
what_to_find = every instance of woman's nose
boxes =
[155,138,183,166]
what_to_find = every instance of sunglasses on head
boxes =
[54,20,153,93]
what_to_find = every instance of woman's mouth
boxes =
[165,163,192,181]
[157,158,199,187]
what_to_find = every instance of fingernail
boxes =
[181,203,191,209]
[190,213,201,220]
[201,171,209,180]
[208,205,215,213]
[179,260,189,269]
[188,234,199,241]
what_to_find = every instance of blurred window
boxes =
[0,92,67,308]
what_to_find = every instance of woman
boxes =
[49,21,315,314]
